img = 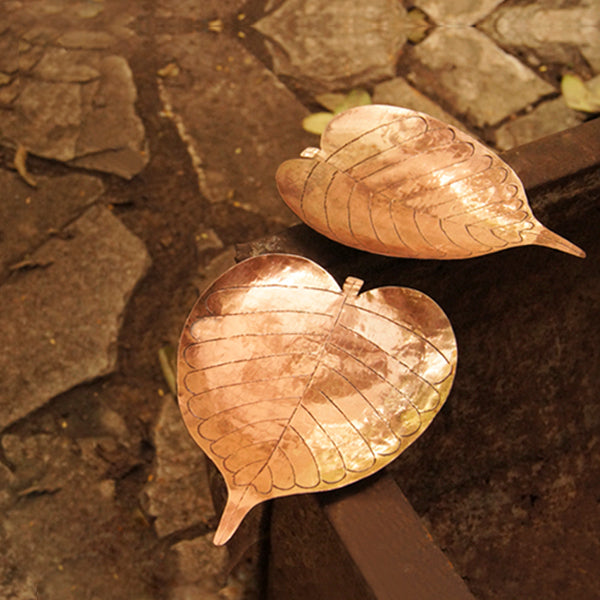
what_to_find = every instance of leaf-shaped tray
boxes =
[177,254,457,544]
[276,105,585,259]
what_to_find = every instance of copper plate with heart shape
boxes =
[178,253,457,544]
[276,105,585,259]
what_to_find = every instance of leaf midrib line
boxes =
[237,280,361,497]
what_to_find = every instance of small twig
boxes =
[8,258,54,272]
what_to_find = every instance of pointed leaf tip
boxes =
[535,228,586,258]
[213,489,256,546]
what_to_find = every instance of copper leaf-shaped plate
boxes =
[277,105,585,259]
[178,254,457,545]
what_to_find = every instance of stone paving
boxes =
[0,1,148,177]
[0,0,597,598]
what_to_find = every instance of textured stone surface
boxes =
[156,0,246,19]
[0,11,148,178]
[157,32,313,225]
[372,77,471,134]
[33,47,101,81]
[194,227,224,256]
[0,457,15,510]
[191,246,237,297]
[4,0,106,19]
[409,27,555,127]
[422,443,600,599]
[57,30,117,49]
[0,206,151,428]
[169,536,228,600]
[6,79,83,161]
[494,97,586,151]
[254,0,409,91]
[0,559,38,600]
[412,0,504,25]
[143,395,215,538]
[69,55,149,177]
[0,171,104,280]
[480,2,600,73]
[0,47,148,177]
[0,418,157,600]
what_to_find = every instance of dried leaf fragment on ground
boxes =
[561,74,600,113]
[14,145,37,188]
[158,345,177,396]
[303,89,371,135]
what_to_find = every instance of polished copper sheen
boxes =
[177,254,457,545]
[276,105,585,259]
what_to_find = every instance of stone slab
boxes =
[142,395,215,538]
[0,170,104,280]
[4,78,83,161]
[57,30,117,49]
[372,76,473,135]
[480,3,600,74]
[194,226,224,256]
[411,0,504,26]
[33,46,101,82]
[0,205,151,429]
[0,426,158,600]
[4,0,106,20]
[157,31,313,225]
[191,246,237,297]
[409,27,555,127]
[0,20,148,178]
[156,0,246,19]
[494,97,586,151]
[254,0,409,92]
[169,536,228,599]
[70,55,149,177]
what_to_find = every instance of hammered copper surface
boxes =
[276,105,585,259]
[177,254,457,545]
